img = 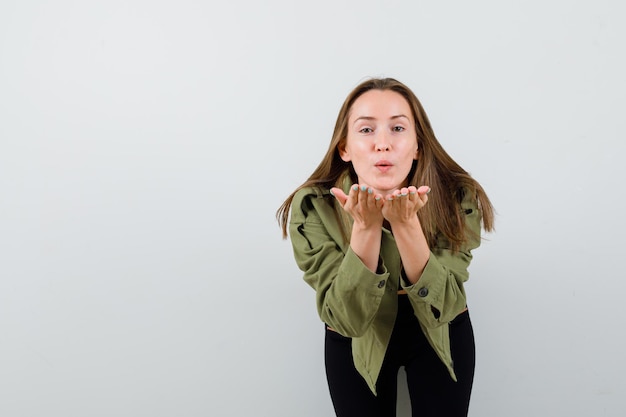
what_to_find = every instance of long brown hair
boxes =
[276,77,494,249]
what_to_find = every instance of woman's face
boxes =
[339,89,418,196]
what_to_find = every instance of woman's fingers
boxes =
[416,186,430,204]
[382,185,431,220]
[333,184,383,220]
[330,187,348,205]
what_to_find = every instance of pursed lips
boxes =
[375,160,393,172]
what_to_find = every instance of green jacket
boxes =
[289,184,482,395]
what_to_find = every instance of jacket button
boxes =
[377,280,386,288]
[418,287,429,297]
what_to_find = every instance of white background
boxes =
[1,1,624,416]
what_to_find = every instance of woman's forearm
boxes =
[391,217,430,284]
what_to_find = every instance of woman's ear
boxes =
[338,142,351,162]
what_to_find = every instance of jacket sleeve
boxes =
[289,189,389,337]
[401,190,483,328]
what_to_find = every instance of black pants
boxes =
[324,295,475,417]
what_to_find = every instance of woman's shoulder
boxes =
[293,185,329,200]
[453,184,478,207]
[290,185,335,224]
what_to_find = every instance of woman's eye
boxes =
[359,127,373,133]
[393,126,405,132]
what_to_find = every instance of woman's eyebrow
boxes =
[352,114,410,125]
[353,116,375,124]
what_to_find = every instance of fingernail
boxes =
[375,196,381,201]
[352,185,359,191]
[426,187,431,194]
[360,185,367,192]
[329,189,335,196]
[367,188,373,194]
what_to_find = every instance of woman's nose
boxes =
[375,135,390,151]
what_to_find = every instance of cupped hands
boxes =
[330,184,430,226]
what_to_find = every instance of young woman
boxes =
[277,78,494,417]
